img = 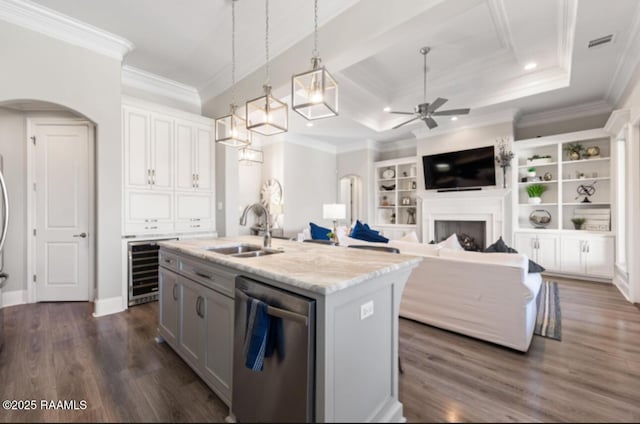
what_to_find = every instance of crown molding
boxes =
[122,66,202,111]
[0,0,134,60]
[606,2,640,106]
[376,137,417,153]
[411,108,517,140]
[516,100,612,128]
[122,95,211,125]
[558,0,578,72]
[604,109,630,136]
[335,139,379,154]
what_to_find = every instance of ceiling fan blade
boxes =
[389,111,415,115]
[392,116,420,129]
[432,108,470,116]
[425,117,438,129]
[427,98,448,113]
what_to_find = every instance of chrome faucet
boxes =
[239,203,271,248]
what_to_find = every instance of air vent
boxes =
[588,34,614,48]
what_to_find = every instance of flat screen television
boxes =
[422,146,496,190]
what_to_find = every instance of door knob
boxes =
[73,232,88,238]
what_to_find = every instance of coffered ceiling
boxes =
[22,0,640,145]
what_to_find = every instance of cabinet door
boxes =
[175,192,213,233]
[176,121,195,191]
[195,126,213,191]
[585,237,614,278]
[159,268,180,347]
[560,236,585,274]
[203,289,234,403]
[179,277,205,368]
[123,107,151,189]
[151,115,173,190]
[535,234,560,271]
[514,233,536,261]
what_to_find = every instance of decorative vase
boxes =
[501,166,508,189]
[543,172,553,181]
[528,197,541,205]
[573,222,583,230]
[569,151,581,160]
[527,171,536,178]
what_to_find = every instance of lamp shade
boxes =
[323,203,346,220]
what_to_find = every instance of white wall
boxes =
[283,142,337,234]
[0,21,122,303]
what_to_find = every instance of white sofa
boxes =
[334,233,543,352]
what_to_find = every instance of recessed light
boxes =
[383,106,391,112]
[451,116,458,121]
[306,122,314,127]
[524,62,537,71]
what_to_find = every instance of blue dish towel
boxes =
[243,297,271,371]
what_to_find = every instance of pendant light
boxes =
[291,0,338,120]
[245,0,288,136]
[215,0,250,147]
[238,142,264,165]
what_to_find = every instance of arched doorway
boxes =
[0,99,96,304]
[338,175,362,223]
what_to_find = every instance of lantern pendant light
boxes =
[245,0,288,136]
[238,142,264,165]
[291,0,338,120]
[215,0,250,147]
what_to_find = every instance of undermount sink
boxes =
[205,244,283,258]
[232,249,283,258]
[205,244,262,255]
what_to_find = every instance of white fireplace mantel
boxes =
[420,189,513,246]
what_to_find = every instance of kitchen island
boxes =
[157,236,421,423]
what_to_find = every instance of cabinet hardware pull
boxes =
[172,284,178,301]
[145,226,158,230]
[190,225,201,228]
[145,219,158,223]
[147,169,151,185]
[196,173,199,188]
[195,296,200,316]
[193,270,213,280]
[151,169,156,185]
[164,258,172,264]
[192,173,196,188]
[189,218,201,222]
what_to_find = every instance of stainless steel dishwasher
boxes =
[232,276,315,423]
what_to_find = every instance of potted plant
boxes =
[527,167,536,178]
[526,183,547,204]
[526,154,553,165]
[571,217,586,230]
[564,143,584,160]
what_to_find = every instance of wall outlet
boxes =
[360,300,374,320]
[217,202,223,211]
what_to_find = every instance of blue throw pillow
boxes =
[309,222,332,240]
[363,223,380,235]
[351,221,389,243]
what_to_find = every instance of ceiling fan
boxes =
[389,47,470,130]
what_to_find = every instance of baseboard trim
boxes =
[92,296,125,317]
[1,289,27,308]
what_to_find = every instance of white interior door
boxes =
[34,123,92,302]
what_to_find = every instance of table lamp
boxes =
[323,203,346,243]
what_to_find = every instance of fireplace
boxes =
[420,189,511,248]
[434,220,486,251]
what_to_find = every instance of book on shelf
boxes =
[573,208,610,231]
[583,221,610,231]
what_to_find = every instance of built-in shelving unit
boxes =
[373,157,418,237]
[512,128,615,280]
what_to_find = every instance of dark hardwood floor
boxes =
[1,278,639,422]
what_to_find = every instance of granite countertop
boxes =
[159,236,422,295]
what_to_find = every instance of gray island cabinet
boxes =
[156,236,421,422]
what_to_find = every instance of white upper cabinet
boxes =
[151,114,174,190]
[122,98,215,236]
[176,120,213,192]
[124,106,174,191]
